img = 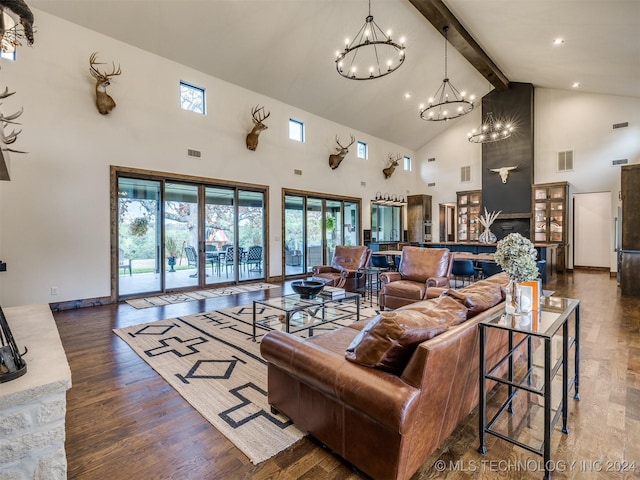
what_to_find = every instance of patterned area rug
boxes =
[125,282,279,309]
[114,300,379,464]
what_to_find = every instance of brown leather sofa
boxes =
[312,245,371,292]
[261,274,511,480]
[378,246,453,309]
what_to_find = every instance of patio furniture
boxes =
[244,245,263,273]
[119,248,132,276]
[184,245,199,277]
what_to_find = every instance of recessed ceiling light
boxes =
[553,38,565,45]
[404,92,412,99]
[571,82,581,88]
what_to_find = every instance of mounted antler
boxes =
[383,153,401,179]
[0,0,35,46]
[328,134,355,170]
[89,52,122,115]
[246,105,270,151]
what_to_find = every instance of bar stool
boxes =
[451,259,476,287]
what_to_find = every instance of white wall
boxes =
[0,10,417,307]
[417,88,640,272]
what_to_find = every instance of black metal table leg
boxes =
[574,305,581,400]
[544,337,552,480]
[252,301,257,341]
[478,324,487,455]
[562,318,569,434]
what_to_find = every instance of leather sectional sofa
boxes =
[260,273,511,480]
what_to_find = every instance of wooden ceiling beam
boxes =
[408,0,510,91]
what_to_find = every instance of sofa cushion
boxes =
[345,309,449,374]
[443,280,504,317]
[381,280,425,301]
[398,295,470,327]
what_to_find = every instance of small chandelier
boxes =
[467,112,514,143]
[420,26,474,121]
[335,0,406,80]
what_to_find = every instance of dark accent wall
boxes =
[481,82,534,240]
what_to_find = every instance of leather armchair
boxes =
[378,246,453,309]
[312,245,371,291]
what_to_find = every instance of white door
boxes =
[573,192,611,268]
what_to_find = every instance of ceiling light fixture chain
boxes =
[335,0,406,80]
[420,26,474,122]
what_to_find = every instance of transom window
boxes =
[403,156,412,172]
[289,119,304,142]
[180,81,205,114]
[357,141,368,159]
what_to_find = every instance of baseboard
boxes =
[50,295,113,312]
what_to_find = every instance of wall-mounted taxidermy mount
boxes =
[89,52,121,115]
[0,86,26,154]
[328,134,355,170]
[489,165,518,183]
[246,105,270,151]
[0,0,35,46]
[383,153,401,179]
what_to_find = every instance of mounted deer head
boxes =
[89,52,122,115]
[383,154,401,179]
[328,134,355,170]
[246,105,270,151]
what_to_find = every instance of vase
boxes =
[505,280,522,315]
[479,228,497,244]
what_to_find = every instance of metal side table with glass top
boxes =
[252,292,360,342]
[478,296,580,480]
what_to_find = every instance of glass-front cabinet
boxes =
[532,181,569,271]
[457,190,482,241]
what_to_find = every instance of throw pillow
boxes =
[443,281,504,317]
[398,295,469,327]
[345,309,449,375]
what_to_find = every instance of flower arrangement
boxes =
[494,233,538,283]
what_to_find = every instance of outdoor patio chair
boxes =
[119,248,132,276]
[244,245,263,273]
[184,245,198,277]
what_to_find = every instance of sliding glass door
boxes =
[114,168,267,300]
[283,191,361,278]
[117,178,162,296]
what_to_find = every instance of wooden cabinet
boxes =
[531,181,569,272]
[407,194,432,243]
[457,190,482,241]
[621,164,640,297]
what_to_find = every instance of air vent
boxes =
[294,169,302,176]
[427,182,436,187]
[611,159,629,167]
[360,181,366,187]
[613,122,629,129]
[460,165,471,183]
[427,157,436,162]
[187,149,201,159]
[557,150,573,172]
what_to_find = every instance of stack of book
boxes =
[319,286,346,299]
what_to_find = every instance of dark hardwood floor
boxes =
[54,271,640,479]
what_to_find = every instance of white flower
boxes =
[494,233,539,283]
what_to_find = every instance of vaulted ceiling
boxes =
[29,0,640,151]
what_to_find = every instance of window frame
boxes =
[179,81,206,115]
[357,141,368,160]
[289,118,305,143]
[403,155,412,172]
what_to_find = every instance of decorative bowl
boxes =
[291,280,325,299]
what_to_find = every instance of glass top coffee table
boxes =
[252,292,361,341]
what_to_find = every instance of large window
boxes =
[283,190,361,277]
[112,167,267,300]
